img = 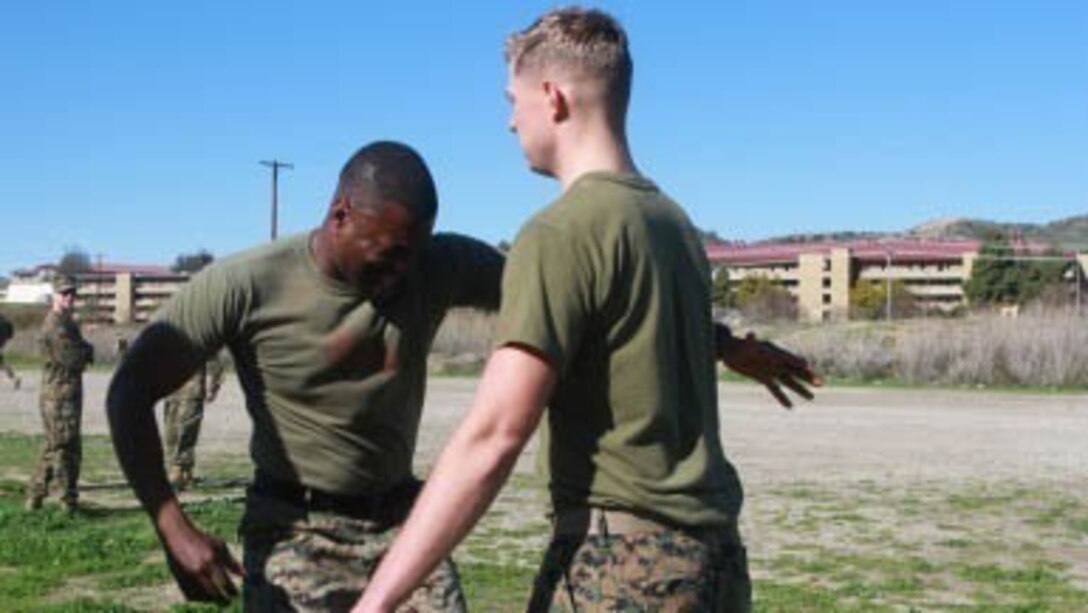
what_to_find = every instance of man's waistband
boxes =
[552,507,738,539]
[251,471,422,522]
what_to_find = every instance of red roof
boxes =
[705,239,984,266]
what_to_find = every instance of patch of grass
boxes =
[756,580,891,613]
[33,601,138,613]
[460,561,536,612]
[0,433,123,484]
[0,431,245,612]
[96,563,172,590]
[170,603,242,612]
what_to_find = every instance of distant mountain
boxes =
[906,215,1088,251]
[755,214,1088,251]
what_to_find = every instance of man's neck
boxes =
[554,123,638,191]
[309,228,341,282]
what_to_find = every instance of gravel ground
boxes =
[2,370,1085,485]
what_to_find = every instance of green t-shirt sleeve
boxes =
[429,233,504,312]
[496,222,595,374]
[154,263,249,357]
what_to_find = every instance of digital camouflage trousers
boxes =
[27,396,82,506]
[163,397,203,470]
[240,490,466,613]
[527,521,751,613]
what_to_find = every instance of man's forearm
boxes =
[715,322,742,359]
[362,415,524,608]
[106,369,182,532]
[355,346,553,612]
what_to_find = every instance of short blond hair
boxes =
[505,7,632,111]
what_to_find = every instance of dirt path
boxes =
[2,371,1085,484]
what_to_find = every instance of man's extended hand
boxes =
[719,331,820,408]
[160,518,244,605]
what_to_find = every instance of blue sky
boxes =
[2,1,1085,274]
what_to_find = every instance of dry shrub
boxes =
[779,323,896,381]
[432,309,496,356]
[897,308,1088,387]
[778,309,1088,387]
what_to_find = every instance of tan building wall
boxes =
[829,248,852,320]
[75,272,187,324]
[720,247,980,321]
[796,253,824,322]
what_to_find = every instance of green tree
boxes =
[57,247,92,277]
[965,239,1069,306]
[733,274,797,322]
[711,268,731,308]
[850,279,917,320]
[172,250,215,274]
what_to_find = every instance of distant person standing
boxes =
[163,355,225,489]
[0,314,21,389]
[26,279,94,513]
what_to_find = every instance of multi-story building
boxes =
[707,239,1088,322]
[72,264,189,324]
[4,263,188,324]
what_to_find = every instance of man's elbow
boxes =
[106,365,152,425]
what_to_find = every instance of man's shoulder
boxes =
[422,233,502,270]
[210,235,306,276]
[536,173,665,234]
[188,234,308,296]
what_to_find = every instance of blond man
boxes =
[356,8,817,612]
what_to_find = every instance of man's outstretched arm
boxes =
[352,345,556,613]
[106,322,243,604]
[715,322,821,408]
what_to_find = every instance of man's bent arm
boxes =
[108,323,204,523]
[106,322,241,603]
[353,345,555,612]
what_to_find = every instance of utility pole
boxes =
[260,160,294,240]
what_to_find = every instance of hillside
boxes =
[758,214,1088,250]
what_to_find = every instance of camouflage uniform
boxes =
[241,488,466,613]
[0,315,20,388]
[528,518,750,613]
[163,356,224,478]
[27,309,93,509]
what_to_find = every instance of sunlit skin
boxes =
[53,290,76,314]
[311,195,432,304]
[506,67,560,178]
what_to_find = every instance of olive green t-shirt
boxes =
[497,172,742,527]
[156,232,502,495]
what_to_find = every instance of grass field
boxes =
[1,430,1085,612]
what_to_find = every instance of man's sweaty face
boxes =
[339,203,428,301]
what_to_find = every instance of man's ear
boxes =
[330,197,351,228]
[543,80,569,122]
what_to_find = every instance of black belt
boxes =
[251,471,422,522]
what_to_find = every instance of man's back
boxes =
[498,171,741,527]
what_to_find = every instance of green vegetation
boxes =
[712,268,731,309]
[849,279,917,320]
[733,274,798,322]
[964,238,1071,307]
[1,431,1086,611]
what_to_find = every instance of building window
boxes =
[822,278,831,289]
[822,294,831,305]
[822,259,831,272]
